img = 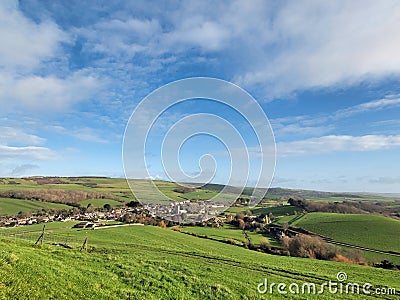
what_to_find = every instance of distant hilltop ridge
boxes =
[1,176,399,199]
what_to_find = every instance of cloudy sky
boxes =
[1,0,400,192]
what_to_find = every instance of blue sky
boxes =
[1,0,400,192]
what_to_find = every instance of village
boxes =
[0,199,273,231]
[143,199,228,222]
[0,205,144,228]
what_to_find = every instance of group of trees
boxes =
[121,212,174,228]
[374,260,400,270]
[226,210,371,265]
[281,234,367,264]
[0,189,119,206]
[231,212,269,231]
[282,234,338,260]
[29,177,68,185]
[288,198,397,216]
[173,187,196,194]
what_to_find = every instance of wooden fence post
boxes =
[35,225,46,245]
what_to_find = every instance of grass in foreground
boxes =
[0,224,399,299]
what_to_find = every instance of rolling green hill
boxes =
[0,198,72,215]
[1,178,399,299]
[0,177,230,206]
[287,213,400,265]
[291,213,400,253]
[0,223,398,299]
[1,177,398,217]
[180,224,277,247]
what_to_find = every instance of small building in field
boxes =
[73,221,96,229]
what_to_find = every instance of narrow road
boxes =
[93,223,144,229]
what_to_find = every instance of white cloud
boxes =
[74,1,269,58]
[164,18,230,51]
[97,18,160,34]
[48,125,109,143]
[272,123,334,137]
[160,0,274,52]
[9,0,398,103]
[278,134,400,156]
[71,127,109,144]
[63,1,400,100]
[372,119,400,127]
[334,97,400,119]
[231,1,400,98]
[0,127,45,145]
[0,145,56,160]
[76,17,163,59]
[271,95,400,139]
[0,2,105,113]
[0,72,103,111]
[0,0,70,71]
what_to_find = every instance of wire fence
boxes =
[0,228,86,248]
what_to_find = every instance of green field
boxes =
[180,225,277,247]
[2,177,397,206]
[291,213,400,252]
[0,198,71,215]
[0,177,132,198]
[290,212,400,264]
[79,198,123,208]
[0,177,235,205]
[251,205,302,216]
[1,177,398,220]
[226,204,301,216]
[1,177,399,299]
[0,223,398,299]
[275,213,305,225]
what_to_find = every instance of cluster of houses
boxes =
[144,200,227,222]
[0,206,145,228]
[0,200,274,229]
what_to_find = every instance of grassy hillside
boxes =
[226,205,301,216]
[0,198,71,215]
[79,198,123,208]
[292,213,400,253]
[1,178,398,202]
[0,177,132,199]
[1,224,399,299]
[1,177,398,217]
[180,224,277,247]
[0,177,229,205]
[202,184,399,202]
[251,205,302,216]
